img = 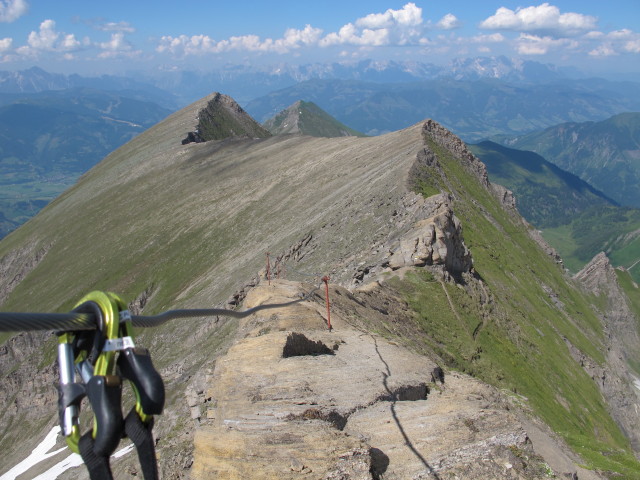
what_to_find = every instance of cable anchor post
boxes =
[266,252,271,285]
[321,276,332,331]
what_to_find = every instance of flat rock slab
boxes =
[192,281,578,479]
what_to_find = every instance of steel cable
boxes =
[0,283,321,333]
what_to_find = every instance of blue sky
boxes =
[1,0,639,77]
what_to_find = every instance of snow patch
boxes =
[0,427,134,480]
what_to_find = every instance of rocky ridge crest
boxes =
[192,280,592,480]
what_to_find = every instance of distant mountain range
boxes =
[0,56,590,107]
[0,66,179,109]
[140,56,577,105]
[492,112,640,208]
[2,62,639,141]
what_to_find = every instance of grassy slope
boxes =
[296,101,365,137]
[468,141,614,228]
[392,134,640,477]
[263,100,365,137]
[494,112,640,208]
[469,141,640,282]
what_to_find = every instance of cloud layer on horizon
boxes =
[0,1,638,68]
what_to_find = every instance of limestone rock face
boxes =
[573,252,640,453]
[388,193,472,274]
[191,280,581,480]
[573,252,617,295]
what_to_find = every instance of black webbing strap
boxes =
[79,431,113,480]
[124,408,159,480]
[77,412,159,480]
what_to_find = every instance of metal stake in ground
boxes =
[266,252,271,285]
[322,276,332,331]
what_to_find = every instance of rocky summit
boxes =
[0,93,639,479]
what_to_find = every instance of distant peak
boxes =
[182,92,271,144]
[262,99,365,138]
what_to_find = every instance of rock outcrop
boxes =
[422,119,490,188]
[388,193,472,275]
[574,252,640,453]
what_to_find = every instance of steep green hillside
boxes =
[470,140,640,281]
[543,206,640,277]
[494,113,640,207]
[400,127,640,476]
[469,141,615,228]
[263,100,365,137]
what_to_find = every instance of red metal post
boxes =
[322,276,331,331]
[266,252,271,285]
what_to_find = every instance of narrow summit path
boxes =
[191,280,555,479]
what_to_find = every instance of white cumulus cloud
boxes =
[26,19,59,50]
[436,14,461,31]
[589,44,618,57]
[97,21,136,33]
[157,24,323,56]
[0,0,27,23]
[515,33,577,55]
[321,3,424,47]
[470,33,505,44]
[157,3,432,57]
[98,31,141,58]
[585,29,640,57]
[0,37,12,51]
[625,39,640,53]
[355,2,422,29]
[16,19,83,57]
[480,3,597,37]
